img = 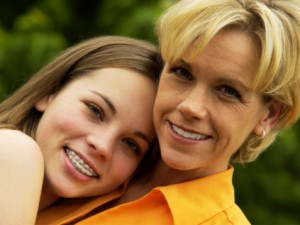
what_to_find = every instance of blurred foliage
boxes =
[0,0,299,224]
[234,125,300,225]
[0,0,171,98]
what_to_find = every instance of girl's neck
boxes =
[38,180,60,212]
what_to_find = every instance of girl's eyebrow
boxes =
[90,90,151,146]
[134,131,152,146]
[90,90,116,115]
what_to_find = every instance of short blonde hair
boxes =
[156,0,300,163]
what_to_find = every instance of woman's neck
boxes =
[114,157,204,205]
[150,158,209,185]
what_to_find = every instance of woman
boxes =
[64,0,299,224]
[0,35,162,224]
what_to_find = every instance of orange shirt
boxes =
[77,166,250,225]
[35,188,123,225]
[36,167,250,225]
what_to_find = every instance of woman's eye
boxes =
[86,103,104,121]
[170,67,193,80]
[122,139,141,156]
[219,85,241,99]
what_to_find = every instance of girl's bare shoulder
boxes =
[0,128,43,163]
[0,129,44,225]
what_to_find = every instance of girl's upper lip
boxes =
[65,146,100,176]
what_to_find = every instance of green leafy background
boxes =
[0,0,299,224]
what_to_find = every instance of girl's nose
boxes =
[86,132,114,160]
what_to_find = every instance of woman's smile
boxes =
[171,122,210,141]
[168,121,211,145]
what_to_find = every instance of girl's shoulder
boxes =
[0,128,43,163]
[0,128,39,148]
[0,128,44,225]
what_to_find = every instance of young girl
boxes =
[0,35,162,224]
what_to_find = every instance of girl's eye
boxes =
[86,103,104,121]
[219,85,241,100]
[170,67,193,80]
[122,138,141,156]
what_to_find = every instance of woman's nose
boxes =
[177,87,208,120]
[86,132,114,160]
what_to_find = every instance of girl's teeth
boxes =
[65,148,98,178]
[172,124,207,140]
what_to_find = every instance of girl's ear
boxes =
[253,100,283,137]
[35,95,53,112]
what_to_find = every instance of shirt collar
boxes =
[154,166,235,224]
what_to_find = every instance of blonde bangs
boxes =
[156,2,207,63]
[157,0,247,63]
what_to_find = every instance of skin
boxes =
[0,129,44,225]
[34,68,157,210]
[153,29,281,178]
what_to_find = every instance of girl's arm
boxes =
[0,129,44,225]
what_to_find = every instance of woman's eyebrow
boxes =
[90,90,116,115]
[179,59,192,69]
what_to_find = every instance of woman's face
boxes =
[154,29,277,176]
[35,68,156,198]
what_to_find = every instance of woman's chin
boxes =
[161,151,196,171]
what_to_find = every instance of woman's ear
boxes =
[35,95,53,112]
[253,100,283,137]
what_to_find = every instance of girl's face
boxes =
[154,29,281,176]
[35,68,156,198]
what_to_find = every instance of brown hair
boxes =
[0,36,162,137]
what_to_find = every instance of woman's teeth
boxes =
[65,148,98,178]
[172,124,208,140]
